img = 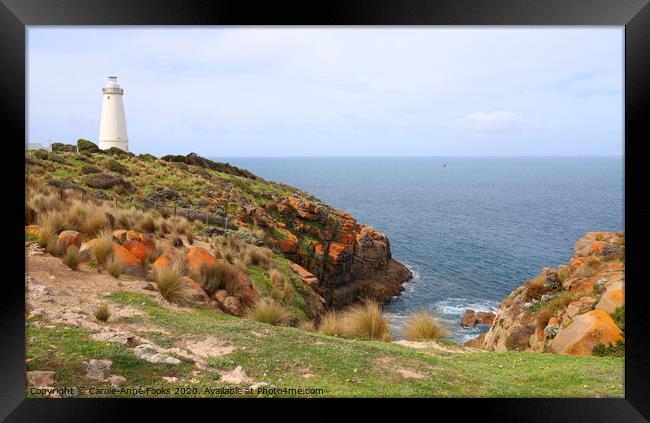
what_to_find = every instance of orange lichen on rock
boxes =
[26,225,41,237]
[186,246,217,275]
[551,310,623,355]
[112,243,142,267]
[57,230,81,248]
[123,239,156,262]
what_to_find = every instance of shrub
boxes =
[106,255,125,278]
[84,173,123,189]
[402,311,446,341]
[524,274,549,302]
[106,159,128,175]
[94,303,110,322]
[200,261,240,296]
[81,165,101,174]
[62,246,82,270]
[153,260,197,306]
[593,340,624,357]
[246,299,292,326]
[318,311,346,337]
[77,139,100,154]
[36,212,61,248]
[342,300,391,341]
[611,306,624,332]
[92,229,114,267]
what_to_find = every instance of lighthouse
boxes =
[98,76,129,151]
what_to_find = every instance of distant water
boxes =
[217,157,624,343]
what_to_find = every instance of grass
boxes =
[402,311,446,341]
[94,303,111,322]
[247,299,292,326]
[611,307,624,332]
[152,260,197,306]
[200,261,240,297]
[62,246,82,270]
[92,229,115,268]
[244,246,272,269]
[106,255,125,278]
[26,291,624,398]
[342,300,391,341]
[318,311,346,337]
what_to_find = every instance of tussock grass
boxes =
[318,311,346,337]
[45,236,66,257]
[269,268,286,288]
[106,255,125,278]
[342,299,391,341]
[62,246,82,270]
[402,311,446,341]
[244,246,272,269]
[94,303,111,322]
[37,212,61,249]
[200,261,240,296]
[153,259,197,306]
[298,320,316,332]
[92,229,115,267]
[247,299,292,326]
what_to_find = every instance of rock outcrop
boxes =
[479,232,624,355]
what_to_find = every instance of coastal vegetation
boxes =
[24,141,625,397]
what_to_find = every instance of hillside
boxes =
[476,231,625,356]
[24,141,624,397]
[26,140,412,309]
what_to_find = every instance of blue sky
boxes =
[27,27,623,157]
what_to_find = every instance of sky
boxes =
[27,27,623,157]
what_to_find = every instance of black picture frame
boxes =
[2,0,649,421]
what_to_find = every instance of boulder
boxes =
[476,311,496,326]
[464,333,486,349]
[57,230,81,248]
[460,309,477,327]
[551,310,623,355]
[109,375,127,388]
[222,296,243,316]
[566,296,596,318]
[112,243,142,267]
[26,370,56,387]
[595,281,624,314]
[123,239,155,262]
[290,263,319,287]
[85,359,112,381]
[153,255,173,269]
[186,246,217,275]
[182,276,209,301]
[213,289,228,303]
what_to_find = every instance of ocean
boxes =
[219,157,624,343]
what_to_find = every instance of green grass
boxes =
[26,291,623,398]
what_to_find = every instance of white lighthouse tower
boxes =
[98,76,129,151]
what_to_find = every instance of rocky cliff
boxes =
[26,142,411,310]
[477,232,624,356]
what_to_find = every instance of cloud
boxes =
[457,111,524,134]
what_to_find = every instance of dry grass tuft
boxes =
[244,246,272,269]
[200,261,240,296]
[298,320,316,332]
[92,229,115,267]
[106,255,125,278]
[62,246,82,270]
[318,311,346,337]
[402,311,446,341]
[152,259,197,306]
[341,299,391,341]
[246,299,292,326]
[94,303,111,322]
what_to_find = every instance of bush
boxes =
[342,299,391,341]
[106,255,125,278]
[94,303,111,322]
[81,165,101,174]
[85,173,123,189]
[318,311,346,337]
[77,139,100,154]
[524,274,549,302]
[593,340,624,357]
[106,159,128,175]
[200,261,240,296]
[153,260,197,306]
[51,143,77,152]
[402,311,445,341]
[611,306,624,332]
[246,299,292,326]
[62,246,81,270]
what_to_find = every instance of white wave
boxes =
[433,297,499,317]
